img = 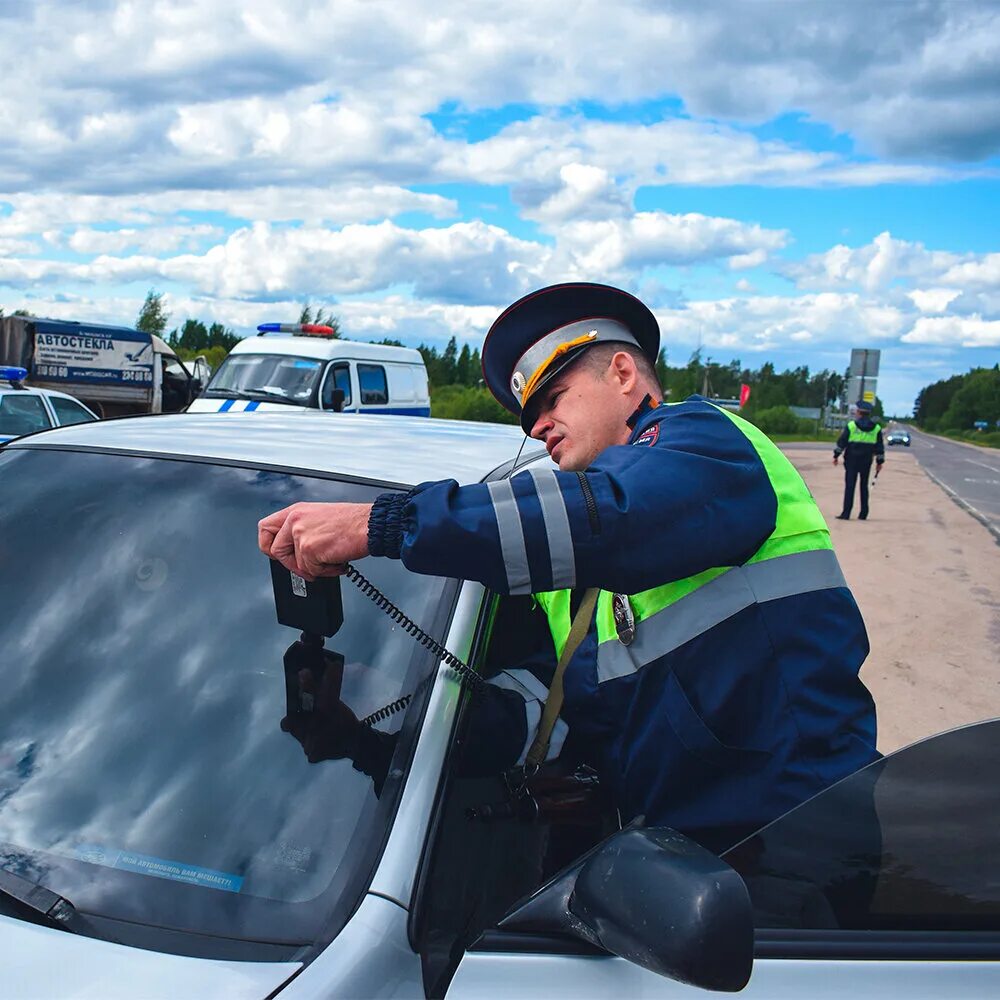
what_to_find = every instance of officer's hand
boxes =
[281,665,363,764]
[259,502,373,579]
[832,456,839,466]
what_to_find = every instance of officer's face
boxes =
[528,357,634,470]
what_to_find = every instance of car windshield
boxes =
[0,448,452,959]
[206,353,322,403]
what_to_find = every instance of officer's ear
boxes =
[608,350,639,394]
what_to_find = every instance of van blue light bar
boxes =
[0,366,28,382]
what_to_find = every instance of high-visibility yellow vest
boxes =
[535,405,843,682]
[847,420,881,445]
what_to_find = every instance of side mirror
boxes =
[498,825,753,992]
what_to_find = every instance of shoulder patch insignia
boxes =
[633,423,660,447]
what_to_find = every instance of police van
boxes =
[188,324,431,417]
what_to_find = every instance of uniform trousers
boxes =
[842,455,873,518]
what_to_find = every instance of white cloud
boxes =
[786,232,973,292]
[64,224,224,255]
[902,315,1000,348]
[524,163,631,225]
[1,3,996,198]
[908,288,962,314]
[656,292,909,355]
[0,205,788,300]
[552,212,788,275]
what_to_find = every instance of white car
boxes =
[0,365,99,443]
[0,411,996,998]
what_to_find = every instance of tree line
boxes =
[128,289,859,431]
[914,366,1000,443]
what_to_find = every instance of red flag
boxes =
[739,383,751,408]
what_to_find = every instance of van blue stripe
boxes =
[218,399,235,412]
[358,406,431,417]
[244,401,260,411]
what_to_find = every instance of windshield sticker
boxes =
[74,844,243,893]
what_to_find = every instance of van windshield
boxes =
[0,448,452,959]
[205,353,322,404]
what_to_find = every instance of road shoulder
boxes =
[783,446,1000,754]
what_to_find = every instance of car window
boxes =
[0,394,51,436]
[0,448,453,960]
[322,363,352,408]
[49,395,97,426]
[723,719,1000,932]
[414,595,621,992]
[358,364,388,405]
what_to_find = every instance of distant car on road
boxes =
[887,428,911,446]
[0,365,99,443]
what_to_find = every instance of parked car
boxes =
[0,365,99,443]
[887,428,911,446]
[188,326,430,417]
[0,412,997,998]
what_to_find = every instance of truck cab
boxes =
[188,325,430,417]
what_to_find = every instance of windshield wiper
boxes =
[205,389,304,404]
[0,865,118,943]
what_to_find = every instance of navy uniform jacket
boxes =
[369,397,879,852]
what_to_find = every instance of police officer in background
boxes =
[834,401,885,521]
[259,282,879,854]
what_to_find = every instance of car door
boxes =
[429,628,1000,1000]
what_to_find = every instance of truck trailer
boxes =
[0,315,203,417]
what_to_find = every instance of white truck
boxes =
[0,315,205,418]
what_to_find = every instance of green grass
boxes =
[931,429,1000,449]
[767,430,840,443]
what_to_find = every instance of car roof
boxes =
[0,383,88,403]
[5,411,546,486]
[230,336,424,364]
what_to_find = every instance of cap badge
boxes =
[511,371,526,396]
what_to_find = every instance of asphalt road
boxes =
[903,426,1000,539]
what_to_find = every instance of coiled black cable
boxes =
[344,562,486,728]
[359,695,412,727]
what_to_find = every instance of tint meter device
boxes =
[270,560,344,638]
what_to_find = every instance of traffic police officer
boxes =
[260,282,879,853]
[834,401,885,521]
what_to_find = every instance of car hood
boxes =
[0,914,300,999]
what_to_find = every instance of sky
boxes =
[1,1,999,415]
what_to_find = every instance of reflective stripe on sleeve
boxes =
[487,480,532,595]
[490,669,568,764]
[597,548,847,683]
[525,467,577,590]
[491,668,550,702]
